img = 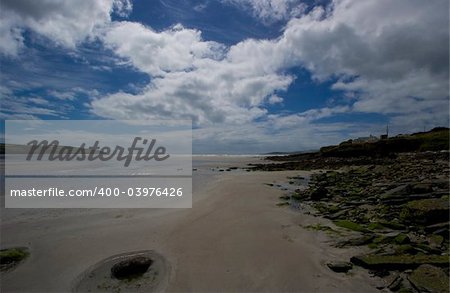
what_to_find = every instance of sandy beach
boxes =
[1,156,379,292]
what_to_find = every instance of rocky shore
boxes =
[250,127,450,293]
[258,150,449,293]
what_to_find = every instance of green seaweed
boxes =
[0,248,29,265]
[334,220,368,233]
[408,264,449,293]
[351,254,449,270]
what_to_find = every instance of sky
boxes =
[0,0,449,154]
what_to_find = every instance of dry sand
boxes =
[1,156,379,292]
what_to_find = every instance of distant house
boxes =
[380,134,388,140]
[353,135,379,144]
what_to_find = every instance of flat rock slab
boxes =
[73,250,170,293]
[351,254,449,270]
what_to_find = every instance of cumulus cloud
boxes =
[102,22,226,76]
[280,0,449,127]
[91,0,448,134]
[0,0,132,56]
[1,0,447,151]
[92,21,293,125]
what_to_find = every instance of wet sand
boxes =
[0,156,378,292]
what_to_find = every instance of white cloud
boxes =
[0,95,63,117]
[92,21,294,125]
[92,0,448,136]
[1,0,448,152]
[28,97,50,105]
[0,15,24,57]
[102,22,225,76]
[193,2,208,12]
[222,0,308,23]
[0,0,132,56]
[267,94,283,104]
[279,0,449,129]
[192,117,372,153]
[47,90,76,101]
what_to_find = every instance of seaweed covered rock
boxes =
[408,264,449,293]
[350,254,449,270]
[0,247,29,272]
[401,197,450,225]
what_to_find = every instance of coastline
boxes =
[1,156,378,292]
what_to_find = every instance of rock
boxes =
[394,233,410,245]
[428,234,444,248]
[387,275,403,291]
[324,208,350,220]
[370,269,390,277]
[412,244,443,255]
[326,262,353,273]
[425,221,450,233]
[310,187,328,201]
[433,228,450,239]
[408,264,449,293]
[384,231,402,238]
[350,254,449,270]
[381,185,410,198]
[401,197,449,225]
[336,235,375,247]
[410,183,433,194]
[394,245,417,255]
[0,247,30,272]
[333,220,369,233]
[377,221,406,230]
[111,256,153,280]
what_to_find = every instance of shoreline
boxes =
[1,157,378,292]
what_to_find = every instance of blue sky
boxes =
[0,0,448,153]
